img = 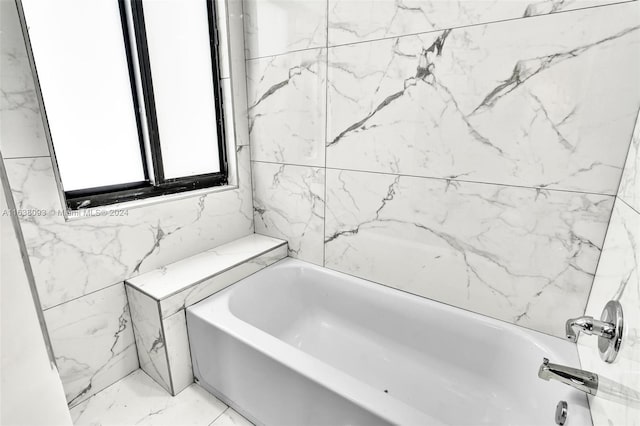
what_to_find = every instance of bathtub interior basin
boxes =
[187,258,591,425]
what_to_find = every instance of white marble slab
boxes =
[126,233,286,301]
[0,0,50,158]
[578,199,640,426]
[247,48,327,167]
[243,0,327,59]
[326,3,640,194]
[252,162,325,265]
[324,169,613,338]
[70,370,231,426]
[619,110,640,213]
[4,146,254,310]
[164,311,193,395]
[44,284,139,407]
[328,0,634,46]
[126,286,171,394]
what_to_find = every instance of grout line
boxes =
[582,105,640,315]
[68,369,141,412]
[180,309,196,393]
[619,196,640,216]
[582,197,619,317]
[157,299,175,395]
[123,286,142,373]
[323,0,329,268]
[610,105,640,201]
[208,407,230,426]
[250,159,618,198]
[240,0,257,231]
[43,280,124,311]
[320,263,571,341]
[246,44,326,61]
[326,0,637,50]
[244,0,636,61]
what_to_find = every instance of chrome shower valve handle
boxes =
[565,316,615,342]
[564,300,623,363]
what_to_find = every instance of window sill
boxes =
[62,182,240,222]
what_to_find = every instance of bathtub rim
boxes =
[188,257,590,425]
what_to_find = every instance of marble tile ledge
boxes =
[126,234,287,317]
[124,234,287,395]
[70,369,253,426]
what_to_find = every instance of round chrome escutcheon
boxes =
[599,300,623,363]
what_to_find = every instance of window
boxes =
[18,0,227,210]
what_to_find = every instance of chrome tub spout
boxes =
[538,358,598,396]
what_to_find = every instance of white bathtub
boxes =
[187,258,591,426]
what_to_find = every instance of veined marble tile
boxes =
[578,200,640,426]
[619,110,640,212]
[125,235,286,394]
[324,169,613,337]
[252,162,325,265]
[243,0,327,59]
[44,284,138,407]
[3,146,253,309]
[70,370,228,426]
[0,0,50,158]
[163,311,193,395]
[126,286,171,394]
[326,4,640,194]
[248,48,327,167]
[328,0,634,46]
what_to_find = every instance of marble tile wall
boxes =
[326,11,639,194]
[246,0,640,337]
[619,109,640,212]
[124,235,287,395]
[1,158,72,426]
[252,162,325,264]
[327,0,630,46]
[577,111,640,425]
[0,0,253,407]
[325,170,613,336]
[247,48,327,166]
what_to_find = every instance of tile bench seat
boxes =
[125,234,287,395]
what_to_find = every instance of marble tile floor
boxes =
[70,369,252,426]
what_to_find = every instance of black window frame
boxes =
[64,0,228,210]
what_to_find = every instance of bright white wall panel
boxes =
[143,0,221,179]
[22,0,145,191]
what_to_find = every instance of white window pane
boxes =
[143,0,221,179]
[22,0,146,191]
